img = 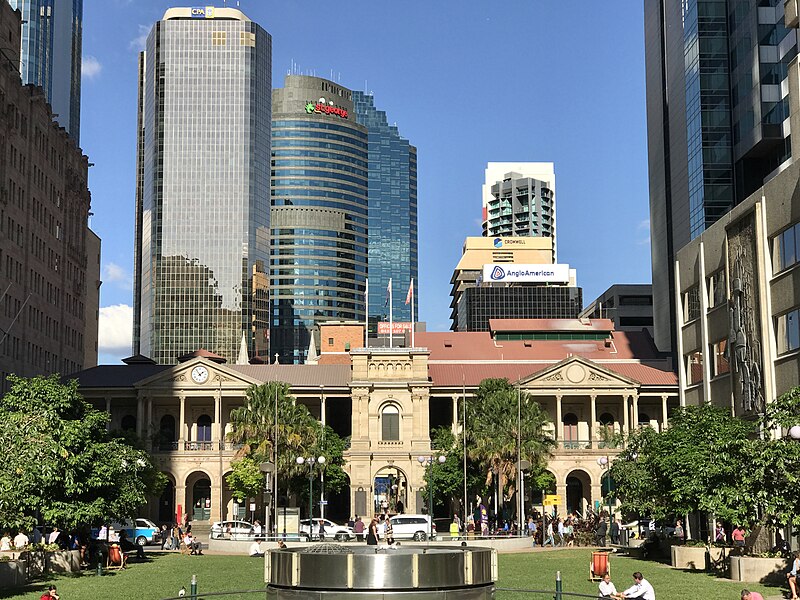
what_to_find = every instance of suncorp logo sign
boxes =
[483,263,570,284]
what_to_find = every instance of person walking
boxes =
[366,518,379,546]
[160,524,170,550]
[543,519,555,547]
[354,516,365,542]
[732,525,746,548]
[318,520,326,542]
[787,551,800,600]
[384,516,394,545]
[610,517,620,545]
[596,517,608,547]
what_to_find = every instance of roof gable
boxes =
[520,355,638,388]
[134,357,262,390]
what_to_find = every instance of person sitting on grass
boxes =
[740,589,764,600]
[598,573,617,598]
[614,571,655,600]
[249,539,264,557]
[39,585,59,599]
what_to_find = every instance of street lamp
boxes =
[789,425,800,440]
[296,456,326,528]
[597,456,613,520]
[259,461,274,537]
[417,454,446,538]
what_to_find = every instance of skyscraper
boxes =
[9,0,82,143]
[482,162,556,260]
[270,75,368,364]
[645,0,796,353]
[133,7,271,365]
[352,91,417,325]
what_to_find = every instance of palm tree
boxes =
[466,378,555,522]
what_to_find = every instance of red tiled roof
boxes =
[228,364,351,387]
[416,330,662,361]
[489,318,615,332]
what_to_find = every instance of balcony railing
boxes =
[154,441,243,452]
[556,440,624,451]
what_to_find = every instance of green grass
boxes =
[0,549,785,600]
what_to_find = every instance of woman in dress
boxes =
[366,518,379,545]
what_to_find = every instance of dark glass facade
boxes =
[9,0,82,143]
[352,91,417,325]
[455,287,583,332]
[134,8,272,365]
[645,0,796,352]
[270,76,368,364]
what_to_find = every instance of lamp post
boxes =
[417,454,446,538]
[259,461,274,537]
[296,456,326,530]
[789,425,800,440]
[596,456,612,519]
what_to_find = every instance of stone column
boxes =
[632,393,640,428]
[556,395,563,446]
[211,483,222,523]
[589,394,597,447]
[214,392,221,443]
[622,395,630,433]
[105,397,111,431]
[555,481,568,516]
[175,479,187,524]
[320,386,326,427]
[661,394,669,432]
[452,394,459,435]
[179,395,186,445]
[136,395,144,438]
[145,398,153,451]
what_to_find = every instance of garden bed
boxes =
[730,555,790,584]
[671,544,732,573]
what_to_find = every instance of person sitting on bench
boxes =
[183,532,202,555]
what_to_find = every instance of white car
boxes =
[210,519,255,540]
[389,515,436,541]
[298,518,355,542]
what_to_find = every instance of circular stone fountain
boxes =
[266,544,496,599]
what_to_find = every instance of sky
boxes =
[82,0,652,364]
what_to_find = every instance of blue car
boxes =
[91,518,160,546]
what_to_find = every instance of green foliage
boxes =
[0,375,164,530]
[610,392,800,529]
[420,427,484,514]
[466,378,555,500]
[226,457,265,502]
[227,383,348,511]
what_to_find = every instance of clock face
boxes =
[191,365,209,384]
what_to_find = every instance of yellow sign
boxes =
[543,494,561,506]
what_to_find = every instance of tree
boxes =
[0,375,165,530]
[227,382,348,513]
[421,427,484,517]
[465,378,555,519]
[226,457,265,504]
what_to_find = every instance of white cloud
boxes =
[82,56,102,80]
[130,25,150,51]
[103,262,133,290]
[637,218,650,230]
[98,304,133,356]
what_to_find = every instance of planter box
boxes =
[0,560,27,589]
[46,550,81,574]
[671,545,731,574]
[730,556,790,584]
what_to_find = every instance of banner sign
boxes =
[482,263,570,284]
[377,322,413,334]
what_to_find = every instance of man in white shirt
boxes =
[598,573,617,598]
[249,540,264,557]
[48,527,61,545]
[13,531,29,549]
[615,572,655,600]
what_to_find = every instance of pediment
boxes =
[521,356,638,389]
[134,357,261,391]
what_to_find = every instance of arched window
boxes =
[381,405,400,441]
[638,412,651,427]
[599,413,615,427]
[197,414,212,442]
[120,415,136,432]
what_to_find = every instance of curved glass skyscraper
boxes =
[133,7,271,364]
[271,75,368,363]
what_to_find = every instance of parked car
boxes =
[91,519,160,546]
[389,514,436,541]
[210,519,255,540]
[298,518,355,542]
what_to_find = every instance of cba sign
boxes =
[191,6,215,18]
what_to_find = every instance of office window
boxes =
[707,269,727,309]
[711,339,729,377]
[683,286,701,322]
[686,350,704,385]
[776,308,800,355]
[775,222,800,273]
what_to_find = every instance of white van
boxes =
[388,515,436,541]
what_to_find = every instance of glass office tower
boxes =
[645,0,796,353]
[133,7,271,365]
[271,75,368,364]
[352,91,418,325]
[9,0,82,143]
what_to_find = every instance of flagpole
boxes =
[389,278,393,349]
[411,278,415,348]
[365,278,369,349]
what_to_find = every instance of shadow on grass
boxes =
[0,552,172,599]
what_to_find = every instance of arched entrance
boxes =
[373,466,408,515]
[159,475,176,523]
[186,472,212,522]
[566,469,591,516]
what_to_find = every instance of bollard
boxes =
[554,570,562,600]
[96,560,103,577]
[190,574,197,600]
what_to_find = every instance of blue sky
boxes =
[83,0,651,364]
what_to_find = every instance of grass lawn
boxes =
[0,549,786,600]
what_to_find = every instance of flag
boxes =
[385,279,392,307]
[405,280,413,305]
